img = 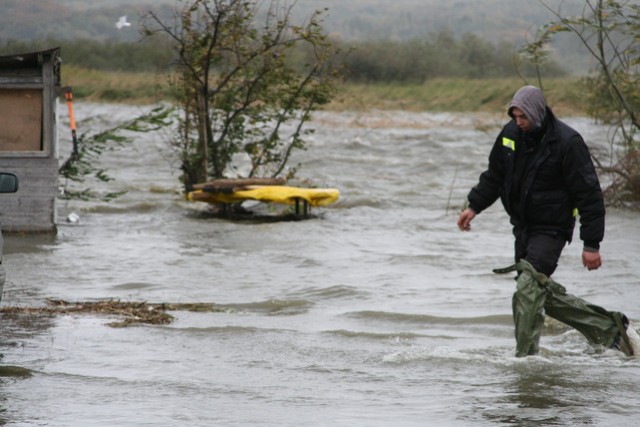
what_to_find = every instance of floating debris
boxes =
[0,299,227,328]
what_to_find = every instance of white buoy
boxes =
[67,212,80,223]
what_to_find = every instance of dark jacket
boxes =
[467,107,605,249]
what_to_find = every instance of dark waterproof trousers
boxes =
[496,232,623,357]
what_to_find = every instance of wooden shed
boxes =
[0,48,61,233]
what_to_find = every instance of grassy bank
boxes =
[63,66,586,115]
[63,65,172,104]
[327,78,586,115]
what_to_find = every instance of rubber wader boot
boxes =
[511,267,547,357]
[609,312,635,357]
[495,260,630,356]
[543,286,624,350]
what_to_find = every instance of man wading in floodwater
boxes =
[457,85,636,357]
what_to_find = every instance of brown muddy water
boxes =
[1,104,639,426]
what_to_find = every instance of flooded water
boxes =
[1,104,639,426]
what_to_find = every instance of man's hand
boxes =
[457,208,476,231]
[582,250,602,271]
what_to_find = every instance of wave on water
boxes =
[211,298,314,316]
[328,197,385,209]
[323,329,428,340]
[109,282,158,291]
[311,110,501,131]
[288,284,366,300]
[380,324,640,368]
[164,325,266,334]
[0,365,33,378]
[74,201,170,215]
[346,310,513,326]
[381,345,502,365]
[381,341,640,368]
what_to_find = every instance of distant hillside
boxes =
[0,0,593,72]
[1,0,586,41]
[0,0,171,42]
[289,0,586,42]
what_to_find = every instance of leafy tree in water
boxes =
[59,106,172,201]
[142,0,341,188]
[522,0,640,207]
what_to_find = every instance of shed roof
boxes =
[0,47,60,68]
[0,47,61,85]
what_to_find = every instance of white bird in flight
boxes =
[115,15,131,30]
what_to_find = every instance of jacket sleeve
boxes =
[467,134,505,214]
[563,134,605,249]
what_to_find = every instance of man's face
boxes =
[511,107,531,132]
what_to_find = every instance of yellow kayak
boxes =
[187,185,340,207]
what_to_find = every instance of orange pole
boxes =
[65,87,78,157]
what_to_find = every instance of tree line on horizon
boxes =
[0,28,565,83]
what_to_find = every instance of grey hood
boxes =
[508,86,547,131]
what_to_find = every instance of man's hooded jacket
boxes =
[467,86,605,250]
